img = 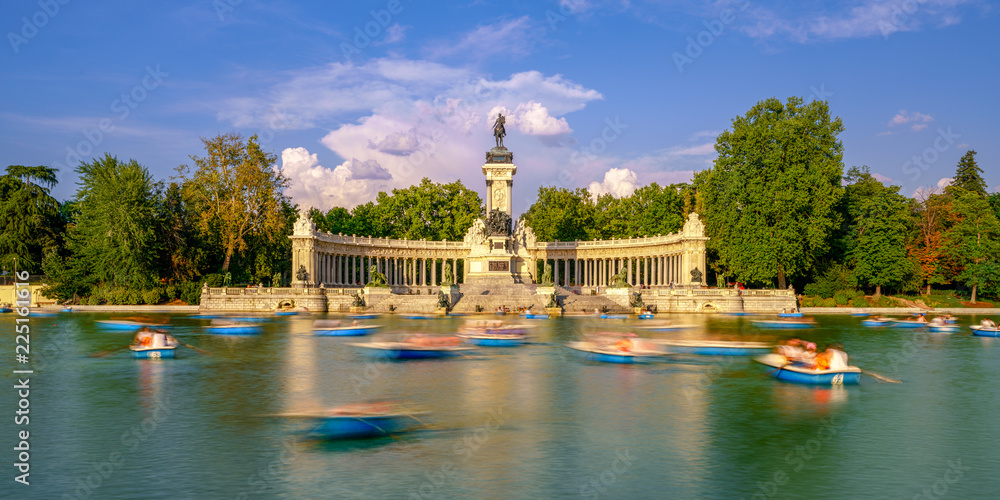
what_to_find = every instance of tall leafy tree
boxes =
[908,190,953,294]
[696,96,845,288]
[65,154,165,288]
[945,189,1000,303]
[849,175,915,296]
[522,186,597,242]
[374,178,483,240]
[0,165,62,273]
[949,150,987,198]
[179,133,291,272]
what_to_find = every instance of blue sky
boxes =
[2,0,997,217]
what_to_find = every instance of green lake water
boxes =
[2,312,999,499]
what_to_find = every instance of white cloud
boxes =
[671,143,715,156]
[739,0,975,42]
[889,109,934,131]
[381,24,407,44]
[425,17,539,60]
[588,168,638,199]
[872,172,893,184]
[912,176,954,199]
[489,101,571,136]
[937,177,953,189]
[278,147,392,211]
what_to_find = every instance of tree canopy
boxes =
[0,165,62,273]
[950,150,987,198]
[178,133,291,272]
[695,96,845,288]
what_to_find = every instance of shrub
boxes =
[87,295,101,305]
[179,281,202,305]
[822,298,837,307]
[833,290,851,306]
[804,264,854,299]
[203,273,225,287]
[799,296,814,307]
[143,289,164,305]
[165,285,178,300]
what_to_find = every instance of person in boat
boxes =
[915,313,928,323]
[776,338,805,360]
[814,343,849,371]
[150,331,178,349]
[929,316,946,327]
[134,328,154,347]
[982,318,997,328]
[614,337,633,352]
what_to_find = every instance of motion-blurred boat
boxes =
[657,339,773,356]
[971,325,1000,337]
[297,402,426,440]
[349,334,473,359]
[861,318,892,327]
[96,320,153,331]
[205,320,262,335]
[755,353,861,385]
[129,344,178,359]
[891,320,927,329]
[778,312,804,318]
[751,319,815,329]
[313,320,381,336]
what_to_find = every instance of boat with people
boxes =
[458,320,533,346]
[751,319,816,329]
[755,353,862,385]
[565,333,664,364]
[523,312,549,319]
[130,329,180,359]
[656,339,774,356]
[205,320,263,335]
[971,319,999,337]
[312,320,381,336]
[926,317,959,333]
[284,402,426,440]
[891,319,928,328]
[600,314,628,320]
[349,333,474,359]
[778,310,803,318]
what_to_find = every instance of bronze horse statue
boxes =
[493,113,506,148]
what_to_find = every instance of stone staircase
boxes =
[450,279,548,313]
[557,286,632,314]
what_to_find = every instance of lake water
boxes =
[2,312,999,499]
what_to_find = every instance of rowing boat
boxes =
[755,353,861,385]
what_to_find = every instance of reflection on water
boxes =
[3,312,1000,498]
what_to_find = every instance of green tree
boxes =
[373,178,483,240]
[179,133,291,272]
[945,189,1000,302]
[949,150,987,198]
[696,96,845,288]
[593,183,687,239]
[65,154,165,289]
[0,165,62,273]
[522,186,597,241]
[849,176,915,296]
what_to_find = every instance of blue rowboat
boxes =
[524,313,549,319]
[658,340,774,356]
[31,311,58,317]
[402,315,435,320]
[728,312,753,316]
[927,325,959,333]
[892,320,927,329]
[351,314,379,320]
[755,353,861,385]
[129,345,177,359]
[637,313,655,319]
[274,311,299,316]
[565,341,663,364]
[459,333,530,347]
[752,320,815,329]
[349,335,473,359]
[0,307,13,313]
[778,312,803,318]
[314,325,382,337]
[600,314,628,319]
[971,325,1000,337]
[308,414,418,439]
[189,314,222,319]
[205,324,262,335]
[96,320,151,331]
[61,307,73,312]
[861,319,892,327]
[446,312,467,317]
[289,404,425,440]
[851,312,871,317]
